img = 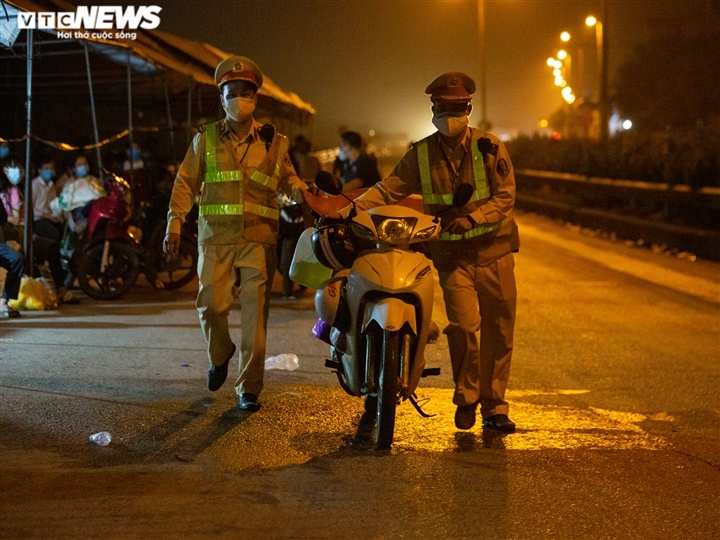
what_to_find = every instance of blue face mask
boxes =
[76,165,88,177]
[6,167,21,184]
[0,146,9,159]
[40,169,54,181]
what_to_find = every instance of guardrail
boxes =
[515,169,720,261]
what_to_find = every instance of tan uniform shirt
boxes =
[167,119,307,244]
[354,128,519,269]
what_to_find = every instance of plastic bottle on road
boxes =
[89,431,112,446]
[265,353,299,371]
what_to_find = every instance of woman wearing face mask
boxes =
[51,154,105,234]
[1,155,25,317]
[1,154,80,307]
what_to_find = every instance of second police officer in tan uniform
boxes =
[351,72,520,432]
[164,56,309,412]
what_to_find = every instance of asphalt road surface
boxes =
[1,212,718,539]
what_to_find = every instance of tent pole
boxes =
[186,75,193,146]
[126,48,134,185]
[24,28,34,270]
[83,42,103,175]
[164,76,175,160]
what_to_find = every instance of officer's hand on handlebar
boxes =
[163,232,181,255]
[442,216,474,235]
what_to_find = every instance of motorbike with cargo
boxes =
[291,171,471,449]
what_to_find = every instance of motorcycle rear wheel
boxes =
[76,241,140,300]
[375,329,400,449]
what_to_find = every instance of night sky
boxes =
[95,0,704,148]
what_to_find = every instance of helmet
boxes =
[311,223,357,270]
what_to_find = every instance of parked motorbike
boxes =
[65,171,141,300]
[294,171,472,449]
[135,195,198,292]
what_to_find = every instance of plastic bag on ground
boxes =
[265,353,299,371]
[8,276,57,310]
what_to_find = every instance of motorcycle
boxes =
[66,171,141,300]
[135,195,198,292]
[294,171,472,449]
[62,171,198,300]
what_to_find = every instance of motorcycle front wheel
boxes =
[76,241,140,300]
[145,226,198,291]
[375,329,401,449]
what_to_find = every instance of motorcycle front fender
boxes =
[362,297,417,335]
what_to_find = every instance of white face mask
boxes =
[5,167,21,185]
[337,149,347,161]
[224,96,256,122]
[432,114,469,138]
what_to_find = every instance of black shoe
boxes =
[454,402,478,430]
[238,393,261,412]
[482,414,516,433]
[207,344,235,392]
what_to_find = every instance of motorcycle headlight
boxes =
[372,216,417,244]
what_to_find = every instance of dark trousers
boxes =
[34,219,64,243]
[32,236,66,290]
[0,243,24,300]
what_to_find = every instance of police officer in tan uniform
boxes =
[351,72,519,432]
[164,56,309,412]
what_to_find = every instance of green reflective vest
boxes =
[197,121,287,244]
[416,133,501,241]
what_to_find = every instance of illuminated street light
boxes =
[547,57,556,67]
[623,119,632,130]
[557,49,568,60]
[560,31,571,42]
[586,4,608,141]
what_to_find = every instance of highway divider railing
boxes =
[514,169,720,261]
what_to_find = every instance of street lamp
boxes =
[586,7,608,141]
[477,0,489,129]
[547,36,575,105]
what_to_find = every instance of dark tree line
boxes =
[613,17,720,132]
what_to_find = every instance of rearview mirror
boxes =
[315,170,343,195]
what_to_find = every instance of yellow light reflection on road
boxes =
[179,386,670,471]
[392,388,668,453]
